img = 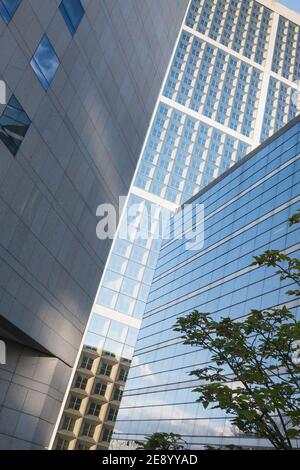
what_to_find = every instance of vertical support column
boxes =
[253,12,279,146]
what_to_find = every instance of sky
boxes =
[279,0,300,13]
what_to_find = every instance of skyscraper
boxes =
[0,0,187,450]
[53,0,300,451]
[113,114,300,450]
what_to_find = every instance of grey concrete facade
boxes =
[0,0,188,449]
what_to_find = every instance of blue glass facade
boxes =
[113,117,300,449]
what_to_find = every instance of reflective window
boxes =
[116,293,135,316]
[89,314,110,337]
[84,332,104,351]
[126,327,139,347]
[59,0,84,36]
[107,321,128,343]
[0,94,30,156]
[30,36,59,90]
[103,338,123,357]
[0,0,21,24]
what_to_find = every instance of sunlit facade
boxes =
[52,0,300,450]
[113,116,300,450]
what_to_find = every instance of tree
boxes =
[174,211,300,450]
[139,432,187,450]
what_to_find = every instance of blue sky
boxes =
[279,0,300,13]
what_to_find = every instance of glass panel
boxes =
[126,327,139,347]
[0,94,30,156]
[103,270,123,291]
[30,36,59,90]
[0,0,21,24]
[103,338,123,357]
[107,320,128,343]
[89,314,110,336]
[59,0,84,36]
[116,294,135,316]
[96,287,117,308]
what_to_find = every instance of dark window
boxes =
[81,422,95,438]
[69,395,82,411]
[87,401,101,417]
[102,427,112,443]
[75,375,88,390]
[99,362,112,377]
[94,382,106,396]
[0,0,21,24]
[0,94,30,156]
[61,416,75,432]
[30,36,59,90]
[107,406,118,422]
[59,0,84,36]
[55,438,69,450]
[118,368,128,382]
[76,442,90,450]
[80,356,93,370]
[113,386,123,402]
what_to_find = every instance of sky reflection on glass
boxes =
[30,36,59,91]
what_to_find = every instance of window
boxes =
[118,368,128,382]
[59,0,84,36]
[94,382,107,396]
[74,375,88,390]
[113,386,123,402]
[102,427,112,443]
[55,438,69,450]
[0,0,21,24]
[30,36,59,90]
[87,401,101,417]
[107,406,118,422]
[80,356,93,370]
[81,422,96,439]
[69,395,82,411]
[61,416,75,432]
[0,94,30,156]
[107,321,128,343]
[76,442,90,450]
[99,362,112,377]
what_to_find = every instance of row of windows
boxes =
[164,31,262,139]
[186,0,272,66]
[56,424,112,449]
[134,102,251,205]
[272,15,300,82]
